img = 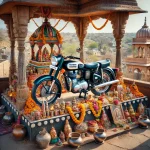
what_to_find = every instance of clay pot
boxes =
[12,124,26,140]
[36,128,51,149]
[138,115,150,125]
[68,132,83,148]
[0,105,5,119]
[64,119,72,140]
[93,129,107,144]
[2,112,14,125]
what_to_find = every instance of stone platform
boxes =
[1,94,149,141]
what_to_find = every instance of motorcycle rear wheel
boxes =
[91,70,113,96]
[32,78,61,106]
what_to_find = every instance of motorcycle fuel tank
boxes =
[63,60,84,70]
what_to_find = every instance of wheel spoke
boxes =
[41,82,49,93]
[33,79,60,104]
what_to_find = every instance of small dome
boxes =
[30,18,63,45]
[136,17,150,38]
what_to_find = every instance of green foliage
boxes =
[84,39,95,48]
[103,44,110,51]
[85,54,99,63]
[88,42,98,50]
[62,42,79,57]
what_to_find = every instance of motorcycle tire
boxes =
[91,70,113,96]
[32,78,61,106]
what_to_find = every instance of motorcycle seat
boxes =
[97,59,110,68]
[84,62,98,69]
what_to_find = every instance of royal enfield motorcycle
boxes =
[32,55,119,105]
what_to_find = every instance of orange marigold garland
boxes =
[66,103,86,124]
[88,101,103,118]
[53,19,61,27]
[24,95,41,115]
[88,14,110,30]
[129,82,144,97]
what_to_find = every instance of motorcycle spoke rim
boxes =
[41,82,49,93]
[35,81,58,103]
[96,72,111,93]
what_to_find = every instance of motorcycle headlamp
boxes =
[51,56,58,66]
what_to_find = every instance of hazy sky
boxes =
[0,0,150,33]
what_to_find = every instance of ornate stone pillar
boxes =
[111,12,129,69]
[12,6,30,110]
[71,17,90,63]
[9,39,17,80]
[0,14,17,84]
[149,47,150,58]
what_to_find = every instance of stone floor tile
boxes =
[106,134,142,149]
[80,141,126,150]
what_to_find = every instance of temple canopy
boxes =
[30,18,63,46]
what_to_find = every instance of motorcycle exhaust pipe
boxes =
[94,80,119,89]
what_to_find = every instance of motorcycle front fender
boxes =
[33,75,62,97]
[103,67,116,80]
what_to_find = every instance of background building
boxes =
[124,18,150,82]
[0,59,9,77]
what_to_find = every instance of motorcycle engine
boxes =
[68,71,88,93]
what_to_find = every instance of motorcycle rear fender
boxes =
[34,75,62,98]
[103,67,116,80]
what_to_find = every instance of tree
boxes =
[88,42,98,50]
[62,42,79,57]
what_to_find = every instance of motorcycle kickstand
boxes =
[84,90,88,99]
[79,89,88,99]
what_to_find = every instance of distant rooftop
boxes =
[136,17,150,38]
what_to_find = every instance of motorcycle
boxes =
[32,54,119,105]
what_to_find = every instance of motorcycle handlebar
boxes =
[64,56,80,60]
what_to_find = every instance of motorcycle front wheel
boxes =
[32,78,61,106]
[91,70,113,96]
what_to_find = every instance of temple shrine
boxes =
[124,17,150,81]
[27,17,62,89]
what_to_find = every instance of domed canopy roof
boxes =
[136,17,150,38]
[30,18,63,46]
